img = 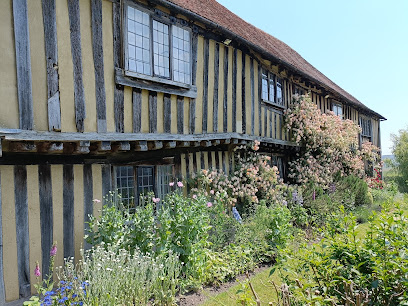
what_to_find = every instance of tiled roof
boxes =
[167,0,384,119]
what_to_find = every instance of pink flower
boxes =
[34,262,41,277]
[192,195,197,199]
[92,199,101,203]
[50,243,57,257]
[169,182,175,187]
[207,202,213,207]
[210,190,215,195]
[152,197,160,203]
[177,181,184,188]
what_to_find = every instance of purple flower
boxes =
[207,202,213,207]
[34,262,41,277]
[50,243,57,257]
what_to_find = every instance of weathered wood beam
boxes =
[76,140,90,154]
[241,52,246,133]
[1,132,298,147]
[212,140,221,146]
[148,141,163,150]
[83,165,93,250]
[177,141,190,148]
[63,164,74,259]
[101,165,111,206]
[91,0,107,132]
[250,58,255,135]
[113,2,124,133]
[163,94,171,133]
[42,0,61,131]
[149,92,158,133]
[213,42,219,132]
[232,48,237,132]
[14,165,30,297]
[13,0,34,130]
[132,88,142,133]
[99,141,111,151]
[177,96,184,134]
[9,141,36,152]
[134,140,148,151]
[201,140,211,147]
[202,38,209,133]
[38,165,53,281]
[0,139,2,158]
[223,46,229,133]
[164,141,176,149]
[191,141,200,147]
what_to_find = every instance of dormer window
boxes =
[261,69,285,108]
[125,5,191,85]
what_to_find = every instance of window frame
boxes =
[123,2,193,87]
[261,68,285,109]
[332,102,343,118]
[359,115,372,141]
[114,163,174,207]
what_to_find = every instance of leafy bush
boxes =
[276,204,408,305]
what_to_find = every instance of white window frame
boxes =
[261,69,285,109]
[124,2,192,87]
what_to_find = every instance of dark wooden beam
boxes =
[14,165,30,297]
[134,140,148,151]
[67,0,85,132]
[202,38,209,133]
[113,2,124,133]
[149,91,157,133]
[13,0,33,130]
[63,164,74,259]
[232,48,237,132]
[213,43,219,132]
[163,94,171,133]
[177,96,184,134]
[164,141,176,149]
[91,0,107,132]
[223,46,229,133]
[132,88,142,133]
[83,164,93,250]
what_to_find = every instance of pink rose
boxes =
[192,195,197,199]
[169,182,175,187]
[92,199,101,203]
[207,202,213,208]
[210,190,215,195]
[152,197,160,203]
[177,181,184,188]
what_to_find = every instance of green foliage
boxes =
[276,202,408,305]
[391,127,408,192]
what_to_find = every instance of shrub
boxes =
[276,204,408,305]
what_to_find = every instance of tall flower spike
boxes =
[50,243,57,257]
[34,261,41,277]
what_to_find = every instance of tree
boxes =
[391,127,408,192]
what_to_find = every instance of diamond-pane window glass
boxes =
[116,166,135,207]
[276,77,283,105]
[333,103,343,118]
[153,20,170,78]
[127,6,151,75]
[172,25,190,84]
[157,165,173,201]
[137,166,154,197]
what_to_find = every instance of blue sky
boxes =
[217,0,408,155]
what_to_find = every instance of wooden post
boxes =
[63,165,75,259]
[213,43,220,132]
[0,170,5,304]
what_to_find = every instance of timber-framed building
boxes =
[0,0,384,302]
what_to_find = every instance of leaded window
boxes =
[261,69,284,107]
[115,164,174,206]
[332,103,343,118]
[125,5,191,84]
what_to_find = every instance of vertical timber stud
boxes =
[241,53,246,133]
[67,0,86,132]
[232,49,237,132]
[250,58,255,135]
[63,165,75,259]
[38,165,53,281]
[101,165,111,206]
[164,94,171,133]
[177,96,184,134]
[113,2,124,133]
[14,166,30,298]
[213,43,220,132]
[83,165,93,250]
[132,88,142,133]
[42,0,61,131]
[91,0,107,132]
[223,46,229,133]
[189,32,198,134]
[0,171,5,304]
[202,38,209,133]
[149,92,158,133]
[257,62,262,136]
[13,0,34,130]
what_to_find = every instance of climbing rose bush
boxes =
[193,141,284,212]
[284,94,380,187]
